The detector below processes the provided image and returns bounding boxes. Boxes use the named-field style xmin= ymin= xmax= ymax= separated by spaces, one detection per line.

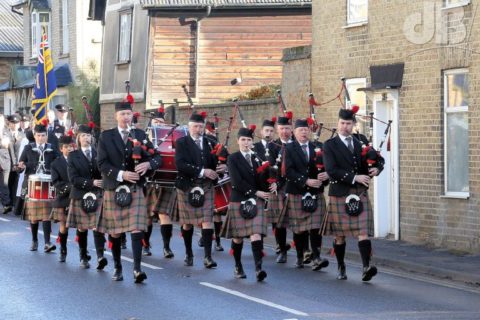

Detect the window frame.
xmin=31 ymin=10 xmax=51 ymax=58
xmin=347 ymin=0 xmax=368 ymax=26
xmin=62 ymin=0 xmax=69 ymax=54
xmin=345 ymin=77 xmax=368 ymax=137
xmin=444 ymin=0 xmax=471 ymax=9
xmin=443 ymin=68 xmax=469 ymax=198
xmin=117 ymin=9 xmax=133 ymax=63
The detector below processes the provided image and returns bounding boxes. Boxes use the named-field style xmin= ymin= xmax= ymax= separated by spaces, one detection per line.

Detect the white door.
xmin=372 ymin=90 xmax=399 ymax=240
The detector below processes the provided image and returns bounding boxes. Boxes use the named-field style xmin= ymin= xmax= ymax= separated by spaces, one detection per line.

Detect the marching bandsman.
xmin=67 ymin=123 xmax=107 ymax=270
xmin=97 ymin=102 xmax=161 ymax=283
xmin=0 ymin=115 xmax=16 ymax=214
xmin=175 ymin=113 xmax=223 ymax=268
xmin=46 ymin=109 xmax=64 ymax=152
xmin=323 ymin=108 xmax=384 ymax=281
xmin=50 ymin=134 xmax=75 ymax=262
xmin=144 ymin=107 xmax=177 ymax=258
xmin=285 ymin=119 xmax=329 ymax=270
xmin=18 ymin=122 xmax=59 ymax=252
xmin=223 ymin=126 xmax=274 ymax=281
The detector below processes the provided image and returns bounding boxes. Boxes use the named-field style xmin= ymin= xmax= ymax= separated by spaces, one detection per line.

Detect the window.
xmin=118 ymin=10 xmax=132 ymax=62
xmin=443 ymin=69 xmax=469 ymax=197
xmin=31 ymin=11 xmax=50 ymax=58
xmin=346 ymin=78 xmax=368 ymax=138
xmin=444 ymin=0 xmax=471 ymax=8
xmin=347 ymin=0 xmax=368 ymax=25
xmin=62 ymin=0 xmax=69 ymax=54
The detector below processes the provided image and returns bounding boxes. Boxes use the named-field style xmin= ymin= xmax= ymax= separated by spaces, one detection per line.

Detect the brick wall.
xmin=311 ymin=0 xmax=480 ymax=252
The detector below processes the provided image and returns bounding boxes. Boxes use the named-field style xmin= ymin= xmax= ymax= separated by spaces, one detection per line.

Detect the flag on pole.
xmin=32 ymin=32 xmax=57 ymax=125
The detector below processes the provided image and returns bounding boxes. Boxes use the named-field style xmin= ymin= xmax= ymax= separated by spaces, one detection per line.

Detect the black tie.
xmin=195 ymin=138 xmax=202 ymax=150
xmin=245 ymin=153 xmax=252 ymax=167
xmin=346 ymin=137 xmax=354 ymax=153
xmin=301 ymin=144 xmax=309 ymax=161
xmin=121 ymin=130 xmax=129 ymax=144
xmin=85 ymin=149 xmax=91 ymax=162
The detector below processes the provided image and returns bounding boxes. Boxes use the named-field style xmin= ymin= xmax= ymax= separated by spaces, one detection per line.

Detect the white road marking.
xmin=0 ymin=217 xmax=11 ymax=222
xmin=29 ymin=228 xmax=163 ymax=270
xmin=199 ymin=282 xmax=309 ymax=317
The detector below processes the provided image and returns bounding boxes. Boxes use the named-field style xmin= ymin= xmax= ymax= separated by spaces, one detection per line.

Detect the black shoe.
xmin=256 ymin=269 xmax=267 ymax=282
xmin=121 ymin=240 xmax=127 ymax=250
xmin=142 ymin=246 xmax=152 ymax=256
xmin=203 ymin=256 xmax=217 ymax=269
xmin=234 ymin=265 xmax=246 ymax=279
xmin=163 ymin=248 xmax=174 ymax=259
xmin=362 ymin=266 xmax=377 ymax=282
xmin=30 ymin=241 xmax=38 ymax=251
xmin=276 ymin=251 xmax=287 ymax=264
xmin=80 ymin=259 xmax=90 ymax=269
xmin=59 ymin=250 xmax=67 ymax=263
xmin=294 ymin=258 xmax=304 ymax=269
xmin=2 ymin=205 xmax=12 ymax=214
xmin=184 ymin=255 xmax=194 ymax=266
xmin=303 ymin=250 xmax=312 ymax=264
xmin=112 ymin=268 xmax=123 ymax=281
xmin=337 ymin=264 xmax=347 ymax=280
xmin=198 ymin=237 xmax=204 ymax=247
xmin=133 ymin=270 xmax=147 ymax=283
xmin=275 ymin=244 xmax=281 ymax=255
xmin=96 ymin=257 xmax=108 ymax=270
xmin=215 ymin=243 xmax=224 ymax=252
xmin=44 ymin=243 xmax=56 ymax=253
xmin=312 ymin=258 xmax=329 ymax=271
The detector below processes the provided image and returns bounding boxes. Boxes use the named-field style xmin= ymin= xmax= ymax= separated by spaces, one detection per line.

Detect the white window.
xmin=62 ymin=0 xmax=69 ymax=54
xmin=443 ymin=69 xmax=469 ymax=197
xmin=346 ymin=78 xmax=368 ymax=137
xmin=118 ymin=10 xmax=132 ymax=62
xmin=347 ymin=0 xmax=368 ymax=25
xmin=31 ymin=11 xmax=51 ymax=58
xmin=444 ymin=0 xmax=471 ymax=8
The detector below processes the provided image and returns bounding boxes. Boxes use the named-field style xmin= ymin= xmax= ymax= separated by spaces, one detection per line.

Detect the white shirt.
xmin=82 ymin=147 xmax=92 ymax=159
xmin=116 ymin=127 xmax=130 ymax=182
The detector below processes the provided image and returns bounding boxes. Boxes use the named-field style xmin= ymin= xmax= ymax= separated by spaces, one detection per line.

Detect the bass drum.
xmin=149 ymin=124 xmax=188 ymax=185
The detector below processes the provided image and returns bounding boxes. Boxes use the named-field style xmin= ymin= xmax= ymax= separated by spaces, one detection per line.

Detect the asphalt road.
xmin=1 ymin=215 xmax=479 ymax=320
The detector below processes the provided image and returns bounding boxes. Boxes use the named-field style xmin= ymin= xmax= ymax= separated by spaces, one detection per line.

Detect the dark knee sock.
xmin=334 ymin=241 xmax=346 ymax=266
xmin=30 ymin=223 xmax=39 ymax=242
xmin=309 ymin=229 xmax=321 ymax=259
xmin=181 ymin=226 xmax=193 ymax=256
xmin=275 ymin=227 xmax=287 ymax=251
xmin=93 ymin=231 xmax=106 ymax=258
xmin=358 ymin=239 xmax=372 ymax=268
xmin=214 ymin=221 xmax=222 ymax=245
xmin=144 ymin=224 xmax=153 ymax=248
xmin=161 ymin=224 xmax=173 ymax=249
xmin=251 ymin=240 xmax=264 ymax=271
xmin=131 ymin=232 xmax=144 ymax=272
xmin=202 ymin=228 xmax=214 ymax=258
xmin=42 ymin=221 xmax=52 ymax=244
xmin=78 ymin=230 xmax=88 ymax=259
xmin=293 ymin=232 xmax=306 ymax=259
xmin=231 ymin=241 xmax=243 ymax=267
xmin=109 ymin=235 xmax=122 ymax=269
xmin=59 ymin=230 xmax=68 ymax=252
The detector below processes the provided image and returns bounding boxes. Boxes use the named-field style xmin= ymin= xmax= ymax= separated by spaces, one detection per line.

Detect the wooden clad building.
xmin=98 ymin=0 xmax=311 ymax=128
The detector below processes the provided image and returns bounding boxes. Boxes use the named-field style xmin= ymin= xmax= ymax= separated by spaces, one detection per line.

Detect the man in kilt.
xmin=271 ymin=114 xmax=294 ymax=263
xmin=175 ymin=113 xmax=224 ymax=268
xmin=284 ymin=119 xmax=330 ymax=270
xmin=223 ymin=127 xmax=274 ymax=281
xmin=97 ymin=102 xmax=162 ymax=283
xmin=50 ymin=134 xmax=75 ymax=262
xmin=67 ymin=124 xmax=107 ymax=270
xmin=144 ymin=108 xmax=177 ymax=258
xmin=18 ymin=123 xmax=59 ymax=252
xmin=323 ymin=108 xmax=384 ymax=281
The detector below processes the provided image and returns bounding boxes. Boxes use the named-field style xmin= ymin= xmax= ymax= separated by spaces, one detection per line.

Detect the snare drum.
xmin=214 ymin=176 xmax=231 ymax=213
xmin=149 ymin=124 xmax=188 ymax=184
xmin=27 ymin=173 xmax=55 ymax=201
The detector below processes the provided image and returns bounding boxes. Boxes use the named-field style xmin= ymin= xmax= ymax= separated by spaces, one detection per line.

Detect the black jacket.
xmin=47 ymin=121 xmax=65 ymax=152
xmin=19 ymin=143 xmax=59 ymax=176
xmin=323 ymin=135 xmax=384 ymax=197
xmin=67 ymin=148 xmax=102 ymax=199
xmin=227 ymin=151 xmax=267 ymax=202
xmin=174 ymin=134 xmax=218 ymax=191
xmin=97 ymin=128 xmax=162 ymax=191
xmin=50 ymin=156 xmax=71 ymax=207
xmin=285 ymin=140 xmax=328 ymax=195
xmin=253 ymin=140 xmax=277 ymax=164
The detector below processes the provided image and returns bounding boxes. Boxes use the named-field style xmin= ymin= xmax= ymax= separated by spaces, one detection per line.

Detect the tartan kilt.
xmin=96 ymin=188 xmax=148 ymax=234
xmin=324 ymin=190 xmax=373 ymax=237
xmin=50 ymin=207 xmax=68 ymax=223
xmin=221 ymin=199 xmax=268 ymax=239
xmin=66 ymin=198 xmax=102 ymax=230
xmin=177 ymin=184 xmax=214 ymax=225
xmin=153 ymin=186 xmax=177 ymax=218
xmin=145 ymin=183 xmax=161 ymax=217
xmin=25 ymin=200 xmax=51 ymax=221
xmin=287 ymin=193 xmax=326 ymax=233
xmin=266 ymin=190 xmax=285 ymax=225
